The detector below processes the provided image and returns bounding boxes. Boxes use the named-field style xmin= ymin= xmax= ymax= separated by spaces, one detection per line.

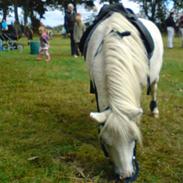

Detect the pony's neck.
xmin=103 ymin=13 xmax=148 ymax=117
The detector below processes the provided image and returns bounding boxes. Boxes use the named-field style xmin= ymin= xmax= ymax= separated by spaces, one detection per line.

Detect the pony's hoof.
xmin=153 ymin=113 xmax=159 ymax=118
xmin=151 ymin=107 xmax=159 ymax=118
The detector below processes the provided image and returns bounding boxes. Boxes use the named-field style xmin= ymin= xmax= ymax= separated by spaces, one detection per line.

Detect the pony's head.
xmin=90 ymin=108 xmax=142 ymax=180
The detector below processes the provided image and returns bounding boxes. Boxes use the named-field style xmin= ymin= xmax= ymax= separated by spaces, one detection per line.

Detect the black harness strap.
xmin=147 ymin=76 xmax=151 ymax=95
xmin=94 ymin=40 xmax=104 ymax=58
xmin=91 ymin=81 xmax=100 ymax=112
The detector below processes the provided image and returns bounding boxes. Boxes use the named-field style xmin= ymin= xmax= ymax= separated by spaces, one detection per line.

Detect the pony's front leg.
xmin=150 ymin=81 xmax=159 ymax=118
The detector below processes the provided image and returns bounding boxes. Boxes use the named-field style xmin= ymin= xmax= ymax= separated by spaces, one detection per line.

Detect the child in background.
xmin=37 ymin=26 xmax=51 ymax=62
xmin=73 ymin=13 xmax=86 ymax=57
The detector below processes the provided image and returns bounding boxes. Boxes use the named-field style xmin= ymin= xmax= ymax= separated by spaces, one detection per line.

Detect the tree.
xmin=14 ymin=1 xmax=19 ymax=24
xmin=173 ymin=0 xmax=183 ymax=9
xmin=0 ymin=0 xmax=11 ymax=20
xmin=21 ymin=0 xmax=30 ymax=25
xmin=130 ymin=0 xmax=183 ymax=22
xmin=130 ymin=0 xmax=168 ymax=22
xmin=12 ymin=0 xmax=22 ymax=24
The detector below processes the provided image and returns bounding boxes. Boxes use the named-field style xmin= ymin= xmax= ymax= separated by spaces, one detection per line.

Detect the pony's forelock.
xmin=100 ymin=111 xmax=142 ymax=145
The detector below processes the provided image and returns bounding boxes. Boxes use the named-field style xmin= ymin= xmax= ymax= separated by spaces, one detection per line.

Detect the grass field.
xmin=0 ymin=36 xmax=182 ymax=183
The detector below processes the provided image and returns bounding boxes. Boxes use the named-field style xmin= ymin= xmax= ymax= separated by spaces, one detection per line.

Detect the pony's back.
xmin=139 ymin=18 xmax=163 ymax=83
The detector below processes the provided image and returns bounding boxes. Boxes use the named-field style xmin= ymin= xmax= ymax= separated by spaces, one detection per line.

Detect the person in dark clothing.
xmin=178 ymin=15 xmax=183 ymax=47
xmin=64 ymin=3 xmax=77 ymax=57
xmin=165 ymin=12 xmax=176 ymax=48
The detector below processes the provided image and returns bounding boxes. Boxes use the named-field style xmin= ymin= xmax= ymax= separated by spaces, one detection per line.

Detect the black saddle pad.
xmin=79 ymin=3 xmax=154 ymax=59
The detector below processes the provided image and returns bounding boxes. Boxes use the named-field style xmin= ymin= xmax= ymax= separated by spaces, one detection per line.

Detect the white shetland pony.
xmin=85 ymin=12 xmax=163 ymax=181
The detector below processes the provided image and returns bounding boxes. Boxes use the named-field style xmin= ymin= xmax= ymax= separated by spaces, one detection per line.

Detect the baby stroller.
xmin=0 ymin=25 xmax=23 ymax=52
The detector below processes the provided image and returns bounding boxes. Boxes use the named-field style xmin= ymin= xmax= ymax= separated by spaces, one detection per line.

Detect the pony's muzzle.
xmin=115 ymin=174 xmax=127 ymax=183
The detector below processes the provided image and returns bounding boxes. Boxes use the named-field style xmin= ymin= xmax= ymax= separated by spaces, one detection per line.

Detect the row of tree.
xmin=131 ymin=0 xmax=182 ymax=23
xmin=0 ymin=0 xmax=182 ymax=28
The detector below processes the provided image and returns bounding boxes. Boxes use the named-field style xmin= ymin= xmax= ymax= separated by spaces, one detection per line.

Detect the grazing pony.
xmin=84 ymin=8 xmax=163 ymax=182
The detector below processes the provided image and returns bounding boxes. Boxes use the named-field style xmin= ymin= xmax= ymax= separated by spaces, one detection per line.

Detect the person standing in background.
xmin=73 ymin=13 xmax=86 ymax=57
xmin=64 ymin=3 xmax=77 ymax=57
xmin=178 ymin=15 xmax=183 ymax=47
xmin=165 ymin=12 xmax=176 ymax=48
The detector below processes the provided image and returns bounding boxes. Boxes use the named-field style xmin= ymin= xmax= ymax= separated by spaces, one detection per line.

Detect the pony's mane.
xmin=102 ymin=13 xmax=149 ymax=142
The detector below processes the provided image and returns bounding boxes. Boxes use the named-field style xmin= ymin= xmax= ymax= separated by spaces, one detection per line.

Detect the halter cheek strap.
xmin=115 ymin=142 xmax=139 ymax=183
xmin=124 ymin=143 xmax=140 ymax=183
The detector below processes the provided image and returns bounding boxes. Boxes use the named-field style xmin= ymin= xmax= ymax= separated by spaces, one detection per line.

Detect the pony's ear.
xmin=90 ymin=109 xmax=111 ymax=123
xmin=128 ymin=108 xmax=143 ymax=121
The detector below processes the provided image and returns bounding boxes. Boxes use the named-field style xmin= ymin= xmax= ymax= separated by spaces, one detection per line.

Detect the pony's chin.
xmin=115 ymin=169 xmax=133 ymax=180
xmin=115 ymin=174 xmax=132 ymax=183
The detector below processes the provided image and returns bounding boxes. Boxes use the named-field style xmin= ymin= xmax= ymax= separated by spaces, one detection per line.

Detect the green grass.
xmin=0 ymin=36 xmax=182 ymax=183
